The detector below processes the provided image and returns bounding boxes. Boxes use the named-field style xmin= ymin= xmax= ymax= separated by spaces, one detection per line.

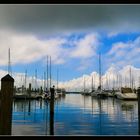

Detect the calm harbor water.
xmin=11 ymin=94 xmax=139 ymax=136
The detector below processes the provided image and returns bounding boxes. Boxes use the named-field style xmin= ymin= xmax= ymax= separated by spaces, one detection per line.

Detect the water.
xmin=11 ymin=94 xmax=139 ymax=136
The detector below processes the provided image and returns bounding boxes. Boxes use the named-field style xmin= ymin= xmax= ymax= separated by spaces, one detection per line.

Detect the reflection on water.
xmin=12 ymin=94 xmax=138 ymax=135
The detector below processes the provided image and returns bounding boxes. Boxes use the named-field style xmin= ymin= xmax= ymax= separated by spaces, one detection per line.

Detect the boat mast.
xmin=83 ymin=76 xmax=85 ymax=92
xmin=24 ymin=69 xmax=27 ymax=92
xmin=91 ymin=75 xmax=93 ymax=91
xmin=8 ymin=48 xmax=12 ymax=76
xmin=124 ymin=75 xmax=127 ymax=87
xmin=31 ymin=76 xmax=34 ymax=90
xmin=35 ymin=69 xmax=37 ymax=92
xmin=94 ymin=74 xmax=95 ymax=89
xmin=108 ymin=75 xmax=110 ymax=90
xmin=46 ymin=55 xmax=49 ymax=90
xmin=129 ymin=67 xmax=132 ymax=88
xmin=132 ymin=73 xmax=134 ymax=89
xmin=57 ymin=67 xmax=59 ymax=90
xmin=44 ymin=71 xmax=46 ymax=92
xmin=99 ymin=53 xmax=101 ymax=90
xmin=106 ymin=75 xmax=109 ymax=90
xmin=50 ymin=56 xmax=52 ymax=88
xmin=120 ymin=74 xmax=122 ymax=88
xmin=113 ymin=75 xmax=115 ymax=90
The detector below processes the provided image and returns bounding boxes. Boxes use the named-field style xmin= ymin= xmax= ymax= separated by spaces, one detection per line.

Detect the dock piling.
xmin=137 ymin=87 xmax=140 ymax=135
xmin=0 ymin=74 xmax=14 ymax=135
xmin=49 ymin=86 xmax=55 ymax=135
xmin=28 ymin=83 xmax=31 ymax=98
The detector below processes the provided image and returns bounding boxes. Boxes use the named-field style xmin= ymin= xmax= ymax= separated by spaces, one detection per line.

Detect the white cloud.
xmin=0 ymin=31 xmax=100 ymax=68
xmin=58 ymin=65 xmax=140 ymax=91
xmin=107 ymin=42 xmax=128 ymax=56
xmin=107 ymin=31 xmax=120 ymax=38
xmin=105 ymin=36 xmax=140 ymax=68
xmin=70 ymin=33 xmax=99 ymax=58
xmin=1 ymin=65 xmax=140 ymax=91
xmin=76 ymin=59 xmax=93 ymax=71
xmin=0 ymin=30 xmax=67 ymax=66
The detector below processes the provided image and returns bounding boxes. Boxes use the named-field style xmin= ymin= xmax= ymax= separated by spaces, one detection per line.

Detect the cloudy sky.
xmin=1 ymin=4 xmax=140 ymax=90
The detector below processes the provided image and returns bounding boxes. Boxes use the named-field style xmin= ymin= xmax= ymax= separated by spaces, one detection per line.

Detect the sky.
xmin=1 ymin=4 xmax=140 ymax=91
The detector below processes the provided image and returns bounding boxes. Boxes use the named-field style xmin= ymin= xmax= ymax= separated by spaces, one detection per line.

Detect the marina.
xmin=11 ymin=94 xmax=139 ymax=135
xmin=1 ymin=4 xmax=140 ymax=136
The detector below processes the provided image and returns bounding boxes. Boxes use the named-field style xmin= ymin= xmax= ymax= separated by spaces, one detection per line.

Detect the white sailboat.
xmin=42 ymin=56 xmax=59 ymax=100
xmin=114 ymin=67 xmax=137 ymax=100
xmin=87 ymin=75 xmax=95 ymax=95
xmin=55 ymin=67 xmax=65 ymax=97
xmin=115 ymin=87 xmax=137 ymax=100
xmin=91 ymin=53 xmax=108 ymax=98
xmin=81 ymin=76 xmax=91 ymax=95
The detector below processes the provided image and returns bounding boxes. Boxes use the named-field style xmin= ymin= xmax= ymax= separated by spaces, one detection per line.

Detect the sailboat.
xmin=81 ymin=76 xmax=91 ymax=95
xmin=114 ymin=67 xmax=137 ymax=100
xmin=55 ymin=67 xmax=64 ymax=97
xmin=14 ymin=70 xmax=28 ymax=99
xmin=42 ymin=56 xmax=59 ymax=100
xmin=86 ymin=75 xmax=95 ymax=95
xmin=115 ymin=87 xmax=137 ymax=100
xmin=42 ymin=56 xmax=51 ymax=100
xmin=91 ymin=53 xmax=108 ymax=98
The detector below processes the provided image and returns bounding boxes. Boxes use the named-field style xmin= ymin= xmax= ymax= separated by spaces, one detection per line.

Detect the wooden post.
xmin=27 ymin=83 xmax=31 ymax=115
xmin=49 ymin=86 xmax=55 ymax=135
xmin=0 ymin=74 xmax=14 ymax=135
xmin=50 ymin=108 xmax=54 ymax=135
xmin=28 ymin=83 xmax=31 ymax=98
xmin=137 ymin=87 xmax=140 ymax=135
xmin=50 ymin=86 xmax=55 ymax=114
xmin=40 ymin=86 xmax=43 ymax=95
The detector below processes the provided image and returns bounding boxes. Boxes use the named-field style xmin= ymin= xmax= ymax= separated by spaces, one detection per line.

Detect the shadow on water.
xmin=28 ymin=99 xmax=31 ymax=116
xmin=97 ymin=98 xmax=102 ymax=135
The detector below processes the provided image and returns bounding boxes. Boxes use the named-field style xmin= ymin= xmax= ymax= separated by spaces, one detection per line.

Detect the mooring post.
xmin=0 ymin=74 xmax=14 ymax=135
xmin=50 ymin=86 xmax=55 ymax=113
xmin=28 ymin=83 xmax=31 ymax=98
xmin=27 ymin=83 xmax=31 ymax=116
xmin=40 ymin=86 xmax=43 ymax=95
xmin=137 ymin=87 xmax=140 ymax=135
xmin=49 ymin=86 xmax=55 ymax=135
